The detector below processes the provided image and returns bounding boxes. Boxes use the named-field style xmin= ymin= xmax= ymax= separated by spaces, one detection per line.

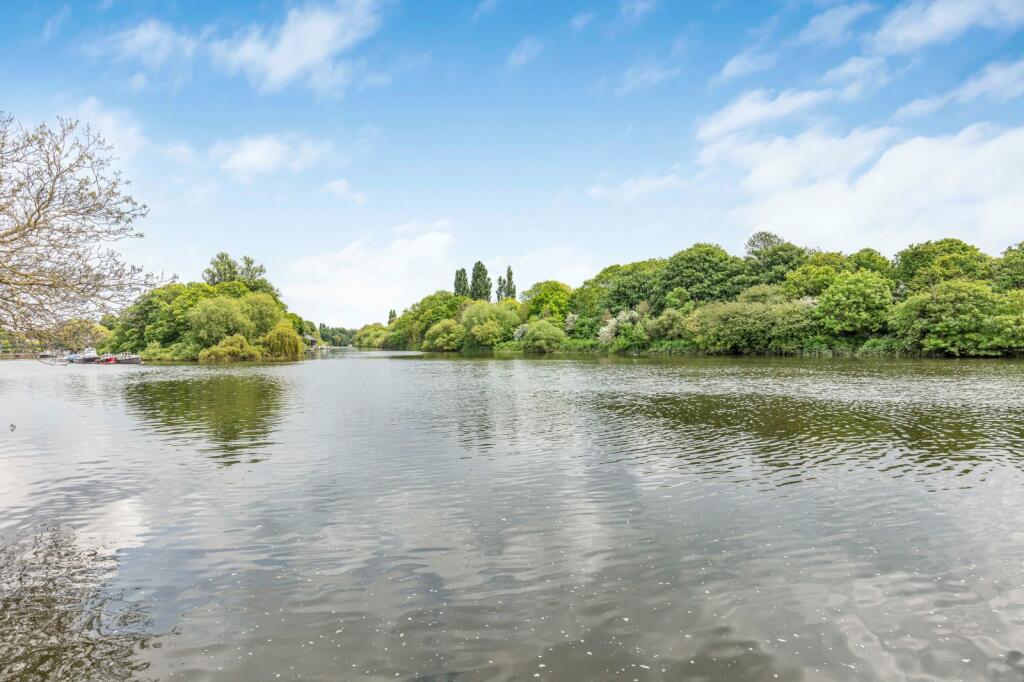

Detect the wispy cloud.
xmin=42 ymin=4 xmax=71 ymax=43
xmin=323 ymin=178 xmax=368 ymax=204
xmin=795 ymin=2 xmax=877 ymax=46
xmin=619 ymin=0 xmax=658 ymax=23
xmin=507 ymin=37 xmax=543 ymax=68
xmin=895 ymin=56 xmax=1024 ymax=118
xmin=211 ymin=134 xmax=329 ymax=181
xmin=472 ymin=0 xmax=501 ymax=21
xmin=210 ymin=0 xmax=384 ymax=96
xmin=871 ymin=0 xmax=1024 ymax=54
xmin=75 ymin=97 xmax=147 ymax=159
xmin=823 ymin=55 xmax=890 ymax=98
xmin=589 ymin=170 xmax=686 ymax=202
xmin=616 ymin=61 xmax=681 ymax=95
xmin=698 ymin=88 xmax=833 ymax=141
xmin=570 ymin=10 xmax=596 ymax=34
xmin=105 ymin=18 xmax=198 ymax=68
xmin=713 ymin=48 xmax=776 ymax=85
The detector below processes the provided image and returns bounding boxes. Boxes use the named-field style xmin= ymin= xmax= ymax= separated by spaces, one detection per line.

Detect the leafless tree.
xmin=0 ymin=113 xmax=156 ymax=339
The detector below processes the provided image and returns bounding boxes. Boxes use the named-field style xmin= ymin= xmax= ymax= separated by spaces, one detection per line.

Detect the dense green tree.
xmin=352 ymin=323 xmax=389 ymax=348
xmin=453 ymin=268 xmax=470 ymax=297
xmin=388 ymin=309 xmax=397 ymax=324
xmin=742 ymin=233 xmax=808 ymax=286
xmin=521 ymin=319 xmax=565 ymax=353
xmin=784 ymin=263 xmax=841 ymax=298
xmin=894 ymin=239 xmax=991 ymax=292
xmin=188 ymin=297 xmax=255 ymax=348
xmin=521 ymin=281 xmax=573 ymax=322
xmin=202 ymin=252 xmax=240 ymax=285
xmin=461 ymin=301 xmax=519 ymax=347
xmin=385 ymin=291 xmax=469 ymax=350
xmin=470 ymin=261 xmax=492 ymax=301
xmin=495 ymin=276 xmax=506 ymax=301
xmin=240 ymin=292 xmax=283 ymax=338
xmin=262 ymin=320 xmax=304 ymax=360
xmin=818 ymin=270 xmax=893 ymax=336
xmin=655 ymin=244 xmax=745 ymax=307
xmin=993 ymin=242 xmax=1024 ymax=291
xmin=891 ymin=279 xmax=1001 ymax=356
xmin=847 ymin=248 xmax=894 ymax=279
xmin=422 ymin=319 xmax=465 ymax=351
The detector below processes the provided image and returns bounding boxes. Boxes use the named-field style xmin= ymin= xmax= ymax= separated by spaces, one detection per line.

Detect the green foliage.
xmin=783 ymin=263 xmax=841 ymax=298
xmin=422 ymin=319 xmax=465 ymax=351
xmin=817 ymin=270 xmax=893 ymax=336
xmin=453 ymin=268 xmax=470 ymax=297
xmin=993 ymin=242 xmax=1024 ymax=291
xmin=262 ymin=320 xmax=304 ymax=360
xmin=736 ymin=284 xmax=788 ymax=304
xmin=847 ymin=248 xmax=894 ymax=279
xmin=742 ymin=234 xmax=808 ymax=286
xmin=386 ymin=290 xmax=469 ymax=350
xmin=687 ymin=300 xmax=822 ymax=355
xmin=470 ymin=261 xmax=492 ymax=301
xmin=521 ymin=319 xmax=566 ymax=353
xmin=240 ymin=292 xmax=283 ymax=338
xmin=521 ymin=280 xmax=573 ymax=322
xmin=504 ymin=266 xmax=516 ymax=300
xmin=894 ymin=239 xmax=991 ymax=292
xmin=568 ymin=260 xmax=665 ymax=318
xmin=352 ymin=323 xmax=389 ymax=348
xmin=198 ymin=334 xmax=262 ymax=363
xmin=461 ymin=301 xmax=519 ymax=347
xmin=187 ymin=297 xmax=255 ymax=348
xmin=891 ymin=279 xmax=1001 ymax=356
xmin=202 ymin=252 xmax=239 ymax=285
xmin=655 ymin=243 xmax=744 ymax=307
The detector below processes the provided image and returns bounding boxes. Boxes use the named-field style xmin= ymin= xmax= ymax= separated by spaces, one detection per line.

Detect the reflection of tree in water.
xmin=0 ymin=525 xmax=154 ymax=681
xmin=123 ymin=373 xmax=284 ymax=465
xmin=593 ymin=390 xmax=1022 ymax=482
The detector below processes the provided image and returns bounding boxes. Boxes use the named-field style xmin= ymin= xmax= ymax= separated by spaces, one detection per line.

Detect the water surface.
xmin=2 ymin=353 xmax=1024 ymax=680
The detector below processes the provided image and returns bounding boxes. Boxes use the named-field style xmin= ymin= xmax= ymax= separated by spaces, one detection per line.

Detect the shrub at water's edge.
xmin=350 ymin=235 xmax=1024 ymax=358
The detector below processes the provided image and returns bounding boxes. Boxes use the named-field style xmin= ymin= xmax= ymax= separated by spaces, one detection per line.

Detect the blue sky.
xmin=4 ymin=0 xmax=1024 ymax=325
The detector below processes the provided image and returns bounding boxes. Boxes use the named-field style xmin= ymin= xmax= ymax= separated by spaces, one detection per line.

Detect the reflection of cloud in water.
xmin=122 ymin=371 xmax=285 ymax=465
xmin=0 ymin=525 xmax=154 ymax=680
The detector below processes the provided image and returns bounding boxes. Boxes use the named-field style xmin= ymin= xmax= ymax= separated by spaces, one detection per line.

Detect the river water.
xmin=2 ymin=353 xmax=1024 ymax=681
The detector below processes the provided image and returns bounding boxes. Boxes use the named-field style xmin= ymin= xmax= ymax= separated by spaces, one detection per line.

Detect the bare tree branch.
xmin=0 ymin=113 xmax=157 ymax=337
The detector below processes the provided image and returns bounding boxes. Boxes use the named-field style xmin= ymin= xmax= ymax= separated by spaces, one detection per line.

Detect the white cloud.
xmin=211 ymin=0 xmax=384 ymax=95
xmin=713 ymin=49 xmax=777 ymax=84
xmin=795 ymin=2 xmax=877 ymax=46
xmin=42 ymin=4 xmax=71 ymax=42
xmin=323 ymin=178 xmax=367 ymax=204
xmin=75 ymin=97 xmax=146 ymax=159
xmin=701 ymin=126 xmax=898 ymax=195
xmin=106 ymin=19 xmax=197 ymax=69
xmin=473 ymin=0 xmax=501 ymax=20
xmin=282 ymin=228 xmax=456 ymax=326
xmin=872 ymin=0 xmax=1024 ymax=54
xmin=589 ymin=171 xmax=686 ymax=202
xmin=162 ymin=141 xmax=198 ymax=165
xmin=823 ymin=55 xmax=890 ymax=98
xmin=211 ymin=134 xmax=328 ymax=181
xmin=714 ymin=123 xmax=1024 ymax=255
xmin=698 ymin=88 xmax=834 ymax=141
xmin=620 ymin=0 xmax=657 ymax=23
xmin=895 ymin=56 xmax=1024 ymax=118
xmin=617 ymin=61 xmax=681 ymax=95
xmin=570 ymin=11 xmax=595 ymax=33
xmin=507 ymin=37 xmax=543 ymax=68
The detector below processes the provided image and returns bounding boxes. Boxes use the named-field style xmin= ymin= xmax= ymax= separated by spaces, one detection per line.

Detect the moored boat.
xmin=116 ymin=354 xmax=142 ymax=364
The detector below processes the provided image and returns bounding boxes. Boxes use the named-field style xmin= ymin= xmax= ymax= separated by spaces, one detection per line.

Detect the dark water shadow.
xmin=0 ymin=525 xmax=157 ymax=681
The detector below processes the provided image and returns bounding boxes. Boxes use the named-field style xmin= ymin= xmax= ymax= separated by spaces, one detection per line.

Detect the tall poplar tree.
xmin=470 ymin=261 xmax=492 ymax=301
xmin=505 ymin=266 xmax=516 ymax=300
xmin=453 ymin=268 xmax=469 ymax=297
xmin=495 ymin=276 xmax=506 ymax=301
